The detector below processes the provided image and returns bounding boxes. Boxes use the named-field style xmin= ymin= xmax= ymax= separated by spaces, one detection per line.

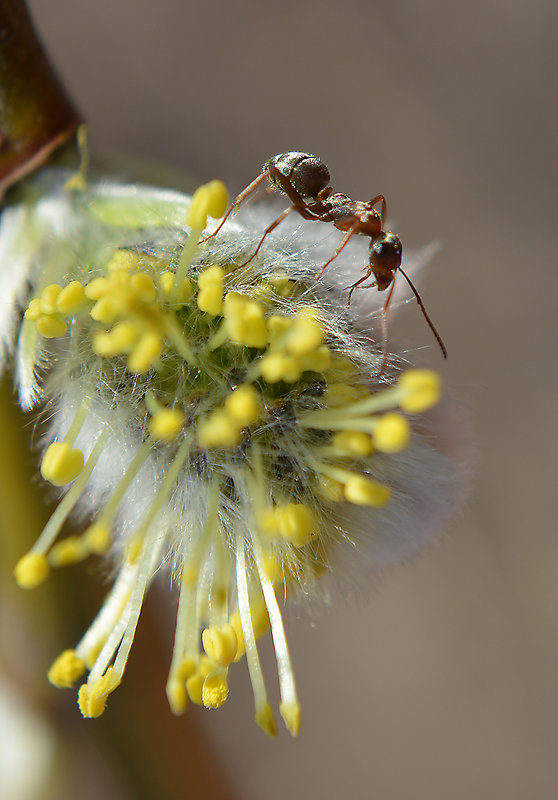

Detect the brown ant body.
xmin=202 ymin=152 xmax=447 ymax=360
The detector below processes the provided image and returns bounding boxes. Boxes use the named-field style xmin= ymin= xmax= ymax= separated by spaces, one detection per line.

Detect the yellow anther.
xmin=202 ymin=624 xmax=238 ymax=667
xmin=93 ymin=321 xmax=139 ymax=356
xmin=286 ymin=308 xmax=324 ymax=356
xmin=14 ymin=552 xmax=49 ymax=589
xmin=260 ymin=353 xmax=301 ymax=383
xmin=107 ymin=250 xmax=139 ymax=272
xmin=160 ymin=271 xmax=193 ymax=302
xmin=316 ymin=475 xmax=344 ymax=501
xmin=126 ymin=536 xmax=143 ymax=565
xmin=326 ymin=383 xmax=369 ymax=407
xmin=251 ymin=596 xmax=270 ymax=640
xmin=300 ymin=344 xmax=331 ymax=373
xmin=49 ymin=536 xmax=88 ymax=567
xmin=268 ymin=272 xmax=295 ymax=297
xmin=130 ymin=272 xmax=157 ymax=303
xmin=373 ymin=412 xmax=410 ymax=453
xmin=90 ymin=296 xmax=120 ymax=324
xmin=197 ymin=410 xmax=241 ymax=449
xmin=277 ymin=503 xmax=317 ymax=547
xmin=197 ymin=283 xmax=223 ymax=316
xmin=266 ymin=314 xmax=292 ymax=344
xmin=185 ymin=672 xmax=204 ymax=705
xmin=228 ymin=613 xmax=246 ymax=661
xmin=56 ymin=281 xmax=86 ymax=314
xmin=78 ymin=668 xmax=120 ymax=718
xmin=149 ymin=408 xmax=185 ymax=442
xmin=343 ymin=475 xmax=391 ymax=507
xmin=224 ymin=385 xmax=260 ymax=426
xmin=224 ymin=295 xmax=268 ymax=347
xmin=84 ymin=522 xmax=112 ymax=554
xmin=41 ymin=442 xmax=84 ymax=486
xmin=202 ymin=672 xmax=229 ymax=709
xmin=260 ymin=551 xmax=284 ymax=584
xmin=280 ymin=700 xmax=301 ymax=737
xmin=186 ymin=181 xmax=228 ymax=230
xmin=85 ymin=277 xmax=111 ymax=301
xmin=197 ymin=266 xmax=224 ymax=315
xmin=255 ymin=703 xmax=277 ymax=737
xmin=204 ymin=180 xmax=229 ymax=218
xmin=36 ymin=315 xmax=67 ymax=338
xmin=333 ymin=430 xmax=374 ymax=457
xmin=398 ymin=369 xmax=441 ymax=413
xmin=39 ymin=284 xmax=62 ymax=314
xmin=199 ymin=655 xmax=215 ymax=678
xmin=48 ymin=650 xmax=86 ymax=688
xmin=259 ymin=503 xmax=316 ymax=547
xmin=167 ymin=679 xmax=189 ymax=715
xmin=127 ymin=331 xmax=163 ymax=373
xmin=24 ymin=298 xmax=42 ymax=321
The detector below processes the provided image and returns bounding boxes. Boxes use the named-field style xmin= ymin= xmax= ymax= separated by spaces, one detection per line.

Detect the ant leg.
xmin=314 ymin=221 xmax=361 ymax=280
xmin=366 ymin=194 xmax=387 ymax=226
xmin=378 ymin=278 xmax=397 ymax=376
xmin=398 ymin=268 xmax=447 ymax=358
xmin=345 ymin=272 xmax=373 ymax=305
xmin=232 ymin=206 xmax=294 ymax=270
xmin=199 ymin=171 xmax=270 ymax=243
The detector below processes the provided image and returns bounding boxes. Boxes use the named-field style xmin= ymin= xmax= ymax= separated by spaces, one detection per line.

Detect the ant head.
xmin=264 ymin=152 xmax=331 ymax=200
xmin=369 ymin=233 xmax=403 ymax=290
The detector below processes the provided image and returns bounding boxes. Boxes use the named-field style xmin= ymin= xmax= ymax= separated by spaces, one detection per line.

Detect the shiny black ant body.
xmin=202 ymin=152 xmax=446 ymax=360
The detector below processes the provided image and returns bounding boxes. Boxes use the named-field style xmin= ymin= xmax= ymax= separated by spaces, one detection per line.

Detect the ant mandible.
xmin=202 ymin=151 xmax=447 ymax=361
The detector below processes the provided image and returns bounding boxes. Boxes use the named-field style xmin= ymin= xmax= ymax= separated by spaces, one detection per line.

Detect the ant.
xmin=202 ymin=152 xmax=447 ymax=362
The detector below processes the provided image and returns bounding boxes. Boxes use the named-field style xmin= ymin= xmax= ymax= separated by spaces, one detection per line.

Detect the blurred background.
xmin=2 ymin=0 xmax=557 ymax=797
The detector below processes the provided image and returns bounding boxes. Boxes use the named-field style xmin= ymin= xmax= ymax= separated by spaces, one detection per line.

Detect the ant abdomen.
xmin=263 ymin=152 xmax=330 ymax=200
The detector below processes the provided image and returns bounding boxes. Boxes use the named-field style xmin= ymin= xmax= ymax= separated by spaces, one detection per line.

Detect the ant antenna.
xmin=398 ymin=268 xmax=447 ymax=358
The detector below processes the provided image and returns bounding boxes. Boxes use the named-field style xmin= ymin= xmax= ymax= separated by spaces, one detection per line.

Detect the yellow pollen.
xmin=286 ymin=308 xmax=324 ymax=356
xmin=186 ymin=180 xmax=228 ymax=230
xmin=130 ymin=272 xmax=157 ymax=303
xmin=197 ymin=409 xmax=242 ymax=449
xmin=149 ymin=408 xmax=185 ymax=442
xmin=84 ymin=522 xmax=112 ymax=554
xmin=107 ymin=250 xmax=139 ymax=272
xmin=36 ymin=315 xmax=67 ymax=338
xmin=40 ymin=442 xmax=84 ymax=486
xmin=398 ymin=369 xmax=441 ymax=413
xmin=48 ymin=650 xmax=86 ymax=688
xmin=260 ymin=353 xmax=301 ymax=384
xmin=259 ymin=503 xmax=317 ymax=547
xmin=93 ymin=321 xmax=139 ymax=356
xmin=343 ymin=475 xmax=391 ymax=507
xmin=224 ymin=385 xmax=261 ymax=426
xmin=202 ymin=672 xmax=229 ymax=709
xmin=316 ymin=475 xmax=344 ymax=501
xmin=167 ymin=679 xmax=189 ymax=715
xmin=202 ymin=623 xmax=238 ymax=667
xmin=185 ymin=672 xmax=204 ymax=705
xmin=14 ymin=552 xmax=49 ymax=589
xmin=78 ymin=668 xmax=120 ymax=718
xmin=224 ymin=295 xmax=268 ymax=348
xmin=266 ymin=314 xmax=292 ymax=344
xmin=197 ymin=266 xmax=224 ymax=315
xmin=373 ymin=412 xmax=410 ymax=453
xmin=299 ymin=344 xmax=331 ymax=373
xmin=127 ymin=331 xmax=163 ymax=373
xmin=85 ymin=277 xmax=111 ymax=301
xmin=39 ymin=284 xmax=62 ymax=314
xmin=56 ymin=281 xmax=86 ymax=314
xmin=49 ymin=536 xmax=89 ymax=567
xmin=24 ymin=298 xmax=42 ymax=321
xmin=228 ymin=613 xmax=246 ymax=661
xmin=90 ymin=295 xmax=120 ymax=324
xmin=326 ymin=383 xmax=369 ymax=406
xmin=332 ymin=430 xmax=374 ymax=457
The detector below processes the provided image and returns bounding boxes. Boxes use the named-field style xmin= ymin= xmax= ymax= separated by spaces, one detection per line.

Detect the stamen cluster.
xmin=6 ymin=171 xmax=454 ymax=736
